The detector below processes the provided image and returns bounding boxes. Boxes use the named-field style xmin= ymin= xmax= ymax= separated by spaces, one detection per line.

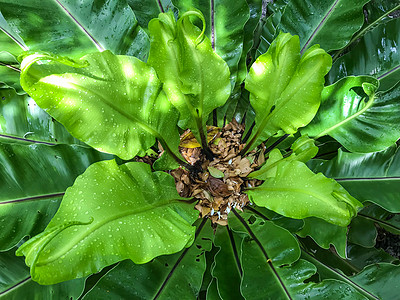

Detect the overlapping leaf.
xmin=249 ymin=135 xmax=318 ymax=179
xmin=303 ymin=76 xmax=400 ymax=153
xmin=148 ymin=10 xmax=231 ymax=147
xmin=127 ymin=0 xmax=177 ymax=30
xmin=83 ymin=219 xmax=213 ymax=299
xmin=0 ymin=143 xmax=111 ymax=251
xmin=278 ymin=0 xmax=371 ymax=53
xmin=0 ymin=88 xmax=81 ymax=145
xmin=16 ymin=160 xmax=198 ymax=284
xmin=244 ymin=32 xmax=331 ymax=152
xmin=308 ymin=144 xmax=400 ymax=212
xmin=0 ymin=248 xmax=85 ymax=299
xmin=172 ymin=0 xmax=250 ymax=88
xmin=0 ymin=0 xmax=149 ymax=59
xmin=246 ymin=160 xmax=362 ymax=226
xmin=297 ymin=217 xmax=348 ymax=258
xmin=0 ymin=53 xmax=22 ymax=94
xmin=20 ymin=51 xmax=182 ymax=161
xmin=329 ymin=18 xmax=400 ymax=91
xmin=350 ymin=263 xmax=400 ymax=299
xmin=304 ymin=248 xmax=400 ymax=300
xmin=212 ymin=225 xmax=244 ymax=299
xmin=229 ymin=212 xmax=364 ymax=299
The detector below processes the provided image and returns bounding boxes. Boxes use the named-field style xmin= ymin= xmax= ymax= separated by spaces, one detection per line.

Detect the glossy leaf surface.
xmin=279 ymin=0 xmax=371 ymax=53
xmin=0 ymin=143 xmax=111 ymax=251
xmin=348 ymin=216 xmax=377 ymax=248
xmin=308 ymin=145 xmax=400 ymax=212
xmin=297 ymin=217 xmax=347 ymax=258
xmin=303 ymin=76 xmax=400 ymax=153
xmin=16 ymin=160 xmax=198 ymax=284
xmin=172 ymin=0 xmax=250 ymax=87
xmin=246 ymin=160 xmax=362 ymax=226
xmin=0 ymin=0 xmax=149 ymax=60
xmin=148 ymin=11 xmax=230 ymax=144
xmin=244 ymin=32 xmax=331 ymax=151
xmin=0 ymin=88 xmax=80 ymax=145
xmin=0 ymin=12 xmax=24 ymax=92
xmin=236 ymin=0 xmax=262 ymax=84
xmin=83 ymin=219 xmax=213 ymax=299
xmin=212 ymin=225 xmax=244 ymax=299
xmin=350 ymin=263 xmax=400 ymax=300
xmin=20 ymin=51 xmax=181 ymax=161
xmin=127 ymin=0 xmax=177 ymax=30
xmin=347 ymin=243 xmax=398 ymax=271
xmin=0 ymin=52 xmax=22 ymax=93
xmin=329 ymin=18 xmax=400 ymax=91
xmin=229 ymin=212 xmax=364 ymax=299
xmin=229 ymin=212 xmax=300 ymax=299
xmin=0 ymin=248 xmax=85 ymax=299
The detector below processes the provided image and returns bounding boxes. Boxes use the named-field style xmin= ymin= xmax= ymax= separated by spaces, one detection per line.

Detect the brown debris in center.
xmin=171 ymin=120 xmax=263 ymax=226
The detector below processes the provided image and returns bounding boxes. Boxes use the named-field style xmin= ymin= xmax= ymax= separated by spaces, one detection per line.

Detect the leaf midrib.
xmin=0 ymin=133 xmax=57 ymax=146
xmin=36 ymin=198 xmax=186 ymax=265
xmin=301 ymin=249 xmax=379 ymax=300
xmin=300 ymin=0 xmax=340 ymax=54
xmin=250 ymin=60 xmax=323 ymax=147
xmin=314 ymin=93 xmax=375 ymax=139
xmin=0 ymin=192 xmax=65 ymax=205
xmin=0 ymin=276 xmax=31 ymax=297
xmin=232 ymin=209 xmax=292 ymax=300
xmin=335 ymin=176 xmax=400 ymax=182
xmin=66 ymin=81 xmax=162 ymax=139
xmin=52 ymin=0 xmax=104 ymax=51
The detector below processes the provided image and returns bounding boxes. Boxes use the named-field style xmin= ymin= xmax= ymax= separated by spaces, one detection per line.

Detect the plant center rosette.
xmin=156 ymin=120 xmax=262 ymax=226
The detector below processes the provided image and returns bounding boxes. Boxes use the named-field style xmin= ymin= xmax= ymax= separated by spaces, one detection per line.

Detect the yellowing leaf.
xmin=180 ymin=126 xmax=220 ymax=148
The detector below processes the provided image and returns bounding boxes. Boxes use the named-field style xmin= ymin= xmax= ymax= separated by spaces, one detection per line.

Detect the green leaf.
xmin=357 ymin=205 xmax=400 ymax=235
xmin=350 ymin=263 xmax=400 ymax=300
xmin=236 ymin=0 xmax=262 ymax=84
xmin=0 ymin=12 xmax=26 ymax=94
xmin=363 ymin=1 xmax=400 ymax=27
xmin=303 ymin=76 xmax=400 ymax=153
xmin=244 ymin=32 xmax=331 ymax=152
xmin=329 ymin=18 xmax=400 ymax=92
xmin=0 ymin=88 xmax=82 ymax=145
xmin=0 ymin=143 xmax=111 ymax=251
xmin=19 ymin=51 xmax=182 ymax=162
xmin=279 ymin=0 xmax=371 ymax=53
xmin=172 ymin=0 xmax=250 ymax=88
xmin=127 ymin=0 xmax=178 ymax=30
xmin=0 ymin=248 xmax=85 ymax=299
xmin=147 ymin=11 xmax=231 ymax=147
xmin=229 ymin=211 xmax=364 ymax=299
xmin=249 ymin=135 xmax=318 ymax=179
xmin=301 ymin=249 xmax=383 ymax=299
xmin=0 ymin=0 xmax=149 ymax=59
xmin=207 ymin=166 xmax=224 ymax=179
xmin=347 ymin=243 xmax=398 ymax=271
xmin=254 ymin=8 xmax=284 ymax=57
xmin=228 ymin=211 xmax=300 ymax=299
xmin=348 ymin=216 xmax=377 ymax=248
xmin=212 ymin=225 xmax=244 ymax=300
xmin=308 ymin=145 xmax=400 ymax=212
xmin=83 ymin=219 xmax=213 ymax=299
xmin=278 ymin=260 xmax=365 ymax=300
xmin=0 ymin=52 xmax=23 ymax=94
xmin=16 ymin=160 xmax=198 ymax=284
xmin=297 ymin=217 xmax=348 ymax=258
xmin=246 ymin=160 xmax=362 ymax=226
xmin=246 ymin=206 xmax=305 ymax=233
